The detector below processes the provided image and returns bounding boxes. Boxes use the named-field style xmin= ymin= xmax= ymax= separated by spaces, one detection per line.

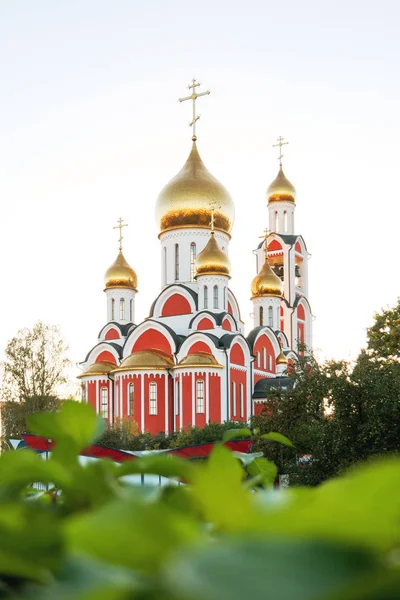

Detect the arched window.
xmin=129 ymin=299 xmax=133 ymax=322
xmin=263 ymin=347 xmax=267 ymax=369
xmin=275 ymin=211 xmax=279 ymax=231
xmin=190 ymin=242 xmax=197 ymax=281
xmin=149 ymin=382 xmax=157 ymax=415
xmin=239 ymin=383 xmax=244 ymax=418
xmin=111 ymin=298 xmax=115 ymax=320
xmin=81 ymin=384 xmax=86 ymax=403
xmin=223 ymin=287 xmax=227 ymax=310
xmin=268 ymin=355 xmax=272 ymax=371
xmin=175 ymin=380 xmax=180 ymax=415
xmin=174 ymin=244 xmax=179 ymax=281
xmin=204 ymin=286 xmax=208 ymax=309
xmin=284 ymin=210 xmax=288 ymax=232
xmin=163 ymin=247 xmax=167 ymax=285
xmin=268 ymin=305 xmax=273 ymax=327
xmin=120 ymin=298 xmax=125 ymax=320
xmin=213 ymin=285 xmax=219 ymax=309
xmin=101 ymin=387 xmax=108 ymax=419
xmin=128 ymin=383 xmax=134 ymax=416
xmin=196 ymin=379 xmax=204 ymax=413
xmin=259 ymin=306 xmax=264 ymax=326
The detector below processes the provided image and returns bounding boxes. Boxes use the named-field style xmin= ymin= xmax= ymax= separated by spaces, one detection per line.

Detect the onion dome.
xmin=112 ymin=349 xmax=174 ymax=372
xmin=155 ymin=142 xmax=235 ymax=235
xmin=276 ymin=348 xmax=288 ymax=365
xmin=195 ymin=231 xmax=231 ymax=278
xmin=251 ymin=257 xmax=282 ymax=298
xmin=77 ymin=361 xmax=116 ymax=379
xmin=176 ymin=352 xmax=222 ymax=369
xmin=267 ymin=167 xmax=296 ymax=204
xmin=104 ymin=250 xmax=137 ymax=290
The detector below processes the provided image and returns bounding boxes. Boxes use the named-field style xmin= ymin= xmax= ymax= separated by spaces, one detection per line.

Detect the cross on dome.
xmin=113 ymin=217 xmax=128 ymax=251
xmin=179 ymin=78 xmax=211 ymax=141
xmin=273 ymin=136 xmax=289 ymax=168
xmin=209 ymin=200 xmax=222 ymax=232
xmin=259 ymin=228 xmax=271 ymax=256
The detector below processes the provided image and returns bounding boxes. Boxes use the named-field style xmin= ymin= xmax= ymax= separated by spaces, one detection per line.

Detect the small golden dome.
xmin=104 ymin=250 xmax=137 ymax=290
xmin=113 ymin=349 xmax=174 ymax=372
xmin=155 ymin=142 xmax=235 ymax=235
xmin=267 ymin=167 xmax=296 ymax=204
xmin=77 ymin=361 xmax=116 ymax=379
xmin=251 ymin=257 xmax=282 ymax=298
xmin=176 ymin=352 xmax=222 ymax=368
xmin=276 ymin=348 xmax=288 ymax=365
xmin=195 ymin=232 xmax=231 ymax=278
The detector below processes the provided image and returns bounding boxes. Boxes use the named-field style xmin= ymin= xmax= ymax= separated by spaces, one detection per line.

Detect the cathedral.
xmin=78 ymin=80 xmax=313 ymax=435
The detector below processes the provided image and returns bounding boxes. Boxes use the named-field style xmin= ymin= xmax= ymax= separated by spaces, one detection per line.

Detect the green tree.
xmin=367 ymin=297 xmax=400 ymax=361
xmin=1 ymin=321 xmax=70 ymax=401
xmin=1 ymin=395 xmax=62 ymax=448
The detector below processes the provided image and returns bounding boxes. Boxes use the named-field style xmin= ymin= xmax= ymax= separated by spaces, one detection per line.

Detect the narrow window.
xmin=190 ymin=242 xmax=197 ymax=281
xmin=120 ymin=298 xmax=125 ymax=320
xmin=175 ymin=380 xmax=180 ymax=415
xmin=268 ymin=305 xmax=273 ymax=327
xmin=81 ymin=384 xmax=86 ymax=403
xmin=101 ymin=387 xmax=108 ymax=419
xmin=129 ymin=299 xmax=133 ymax=322
xmin=231 ymin=381 xmax=236 ymax=417
xmin=275 ymin=211 xmax=279 ymax=231
xmin=204 ymin=286 xmax=208 ymax=309
xmin=284 ymin=210 xmax=288 ymax=232
xmin=268 ymin=355 xmax=272 ymax=371
xmin=128 ymin=383 xmax=134 ymax=416
xmin=149 ymin=382 xmax=157 ymax=415
xmin=213 ymin=285 xmax=219 ymax=309
xmin=163 ymin=247 xmax=167 ymax=285
xmin=174 ymin=244 xmax=179 ymax=281
xmin=111 ymin=298 xmax=115 ymax=320
xmin=240 ymin=383 xmax=244 ymax=418
xmin=259 ymin=306 xmax=264 ymax=326
xmin=263 ymin=347 xmax=266 ymax=369
xmin=223 ymin=287 xmax=226 ymax=310
xmin=196 ymin=379 xmax=204 ymax=413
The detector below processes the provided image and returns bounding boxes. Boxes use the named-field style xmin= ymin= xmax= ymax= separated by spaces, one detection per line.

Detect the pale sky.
xmin=1 ymin=0 xmax=399 ymax=386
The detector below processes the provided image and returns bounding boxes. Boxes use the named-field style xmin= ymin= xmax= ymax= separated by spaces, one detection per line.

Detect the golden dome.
xmin=104 ymin=250 xmax=137 ymax=290
xmin=77 ymin=361 xmax=116 ymax=379
xmin=276 ymin=348 xmax=288 ymax=365
xmin=113 ymin=349 xmax=174 ymax=372
xmin=267 ymin=167 xmax=296 ymax=204
xmin=176 ymin=352 xmax=222 ymax=369
xmin=251 ymin=257 xmax=283 ymax=298
xmin=195 ymin=232 xmax=231 ymax=278
xmin=155 ymin=142 xmax=235 ymax=235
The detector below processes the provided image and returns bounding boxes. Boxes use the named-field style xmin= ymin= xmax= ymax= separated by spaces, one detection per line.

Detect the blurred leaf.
xmin=222 ymin=428 xmax=252 ymax=442
xmin=165 ymin=538 xmax=382 ymax=600
xmin=261 ymin=432 xmax=295 ymax=448
xmin=246 ymin=457 xmax=277 ymax=487
xmin=66 ymin=497 xmax=201 ymax=573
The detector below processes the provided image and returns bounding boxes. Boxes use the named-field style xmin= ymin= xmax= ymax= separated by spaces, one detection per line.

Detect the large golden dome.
xmin=113 ymin=350 xmax=174 ymax=372
xmin=251 ymin=257 xmax=283 ymax=298
xmin=155 ymin=142 xmax=235 ymax=235
xmin=104 ymin=250 xmax=137 ymax=290
xmin=267 ymin=167 xmax=296 ymax=204
xmin=195 ymin=232 xmax=231 ymax=278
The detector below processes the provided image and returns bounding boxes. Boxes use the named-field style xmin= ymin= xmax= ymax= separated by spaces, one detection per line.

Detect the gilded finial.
xmin=179 ymin=78 xmax=211 ymax=141
xmin=113 ymin=217 xmax=128 ymax=251
xmin=272 ymin=136 xmax=289 ymax=168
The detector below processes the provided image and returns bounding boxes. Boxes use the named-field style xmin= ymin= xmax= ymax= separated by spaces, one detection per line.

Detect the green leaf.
xmin=165 ymin=539 xmax=382 ymax=600
xmin=246 ymin=457 xmax=277 ymax=487
xmin=222 ymin=428 xmax=252 ymax=442
xmin=117 ymin=453 xmax=194 ymax=483
xmin=261 ymin=432 xmax=295 ymax=448
xmin=66 ymin=497 xmax=201 ymax=573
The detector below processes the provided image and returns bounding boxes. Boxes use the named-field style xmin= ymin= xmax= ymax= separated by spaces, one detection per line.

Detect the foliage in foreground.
xmin=0 ymin=402 xmax=399 ymax=599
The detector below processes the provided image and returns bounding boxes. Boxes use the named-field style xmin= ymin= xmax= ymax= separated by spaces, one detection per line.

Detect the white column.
xmin=96 ymin=379 xmax=100 ymax=414
xmin=206 ymin=371 xmax=210 ymax=423
xmin=110 ymin=380 xmax=114 ymax=422
xmin=191 ymin=372 xmax=195 ymax=426
xmin=179 ymin=373 xmax=183 ymax=431
xmin=164 ymin=374 xmax=169 ymax=436
xmin=119 ymin=376 xmax=123 ymax=418
xmin=141 ymin=375 xmax=145 ymax=432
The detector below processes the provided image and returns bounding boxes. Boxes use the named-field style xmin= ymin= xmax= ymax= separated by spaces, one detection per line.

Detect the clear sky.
xmin=0 ymin=0 xmax=399 ymax=386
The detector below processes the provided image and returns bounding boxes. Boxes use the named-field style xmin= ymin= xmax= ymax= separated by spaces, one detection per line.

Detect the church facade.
xmin=78 ymin=82 xmax=313 ymax=435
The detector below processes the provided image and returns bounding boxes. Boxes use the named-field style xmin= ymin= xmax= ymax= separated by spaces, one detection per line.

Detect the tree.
xmin=1 ymin=395 xmax=62 ymax=448
xmin=1 ymin=322 xmax=70 ymax=402
xmin=367 ymin=297 xmax=400 ymax=361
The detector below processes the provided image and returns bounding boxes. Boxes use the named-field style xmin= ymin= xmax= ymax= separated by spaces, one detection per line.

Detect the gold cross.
xmin=179 ymin=78 xmax=210 ymax=141
xmin=113 ymin=217 xmax=128 ymax=251
xmin=259 ymin=228 xmax=270 ymax=256
xmin=209 ymin=201 xmax=221 ymax=232
xmin=272 ymin=136 xmax=289 ymax=167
